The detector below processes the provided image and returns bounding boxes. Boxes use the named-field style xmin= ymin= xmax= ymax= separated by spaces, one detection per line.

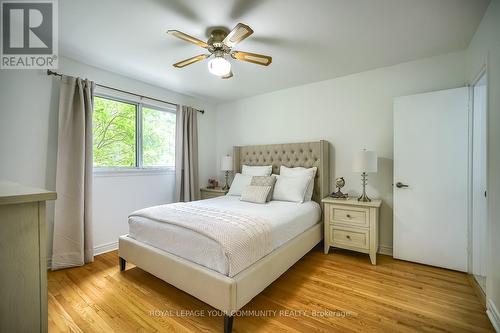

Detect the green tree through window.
xmin=143 ymin=107 xmax=176 ymax=167
xmin=92 ymin=95 xmax=176 ymax=169
xmin=93 ymin=97 xmax=136 ymax=167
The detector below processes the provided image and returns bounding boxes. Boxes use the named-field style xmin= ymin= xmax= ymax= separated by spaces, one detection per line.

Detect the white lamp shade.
xmin=353 ymin=150 xmax=378 ymax=173
xmin=221 ymin=155 xmax=233 ymax=171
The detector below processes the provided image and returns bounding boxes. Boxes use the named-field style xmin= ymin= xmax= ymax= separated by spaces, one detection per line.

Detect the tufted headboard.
xmin=233 ymin=141 xmax=330 ymax=205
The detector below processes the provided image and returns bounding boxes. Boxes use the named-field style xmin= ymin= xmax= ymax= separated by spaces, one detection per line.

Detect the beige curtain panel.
xmin=52 ymin=76 xmax=95 ymax=270
xmin=175 ymin=105 xmax=200 ymax=202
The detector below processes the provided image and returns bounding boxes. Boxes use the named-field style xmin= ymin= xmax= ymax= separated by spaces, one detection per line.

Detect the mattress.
xmin=128 ymin=195 xmax=321 ymax=276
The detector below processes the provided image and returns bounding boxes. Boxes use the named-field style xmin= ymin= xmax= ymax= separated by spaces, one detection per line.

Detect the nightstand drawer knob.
xmin=346 ymin=214 xmax=351 ymax=218
xmin=346 ymin=235 xmax=351 ymax=239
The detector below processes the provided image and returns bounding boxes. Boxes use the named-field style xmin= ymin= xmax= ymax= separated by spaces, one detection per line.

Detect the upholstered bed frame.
xmin=233 ymin=141 xmax=329 ymax=205
xmin=118 ymin=141 xmax=329 ymax=332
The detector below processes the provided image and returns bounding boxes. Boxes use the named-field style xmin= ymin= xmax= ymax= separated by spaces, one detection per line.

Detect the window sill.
xmin=94 ymin=168 xmax=175 ymax=177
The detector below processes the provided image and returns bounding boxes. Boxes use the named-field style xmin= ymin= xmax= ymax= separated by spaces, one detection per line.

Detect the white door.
xmin=471 ymin=73 xmax=488 ymax=281
xmin=393 ymin=87 xmax=468 ymax=272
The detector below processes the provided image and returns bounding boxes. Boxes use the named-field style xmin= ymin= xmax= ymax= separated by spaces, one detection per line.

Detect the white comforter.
xmin=128 ymin=196 xmax=321 ymax=276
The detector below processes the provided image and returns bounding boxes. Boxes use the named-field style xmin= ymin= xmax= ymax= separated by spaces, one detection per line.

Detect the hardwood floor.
xmin=48 ymin=247 xmax=494 ymax=332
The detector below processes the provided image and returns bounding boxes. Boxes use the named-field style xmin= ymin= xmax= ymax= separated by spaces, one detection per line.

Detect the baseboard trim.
xmin=47 ymin=241 xmax=119 ymax=269
xmin=51 ymin=242 xmax=389 ymax=267
xmin=487 ymin=298 xmax=500 ymax=332
xmin=467 ymin=274 xmax=486 ymax=308
xmin=94 ymin=241 xmax=119 ymax=256
xmin=378 ymin=245 xmax=393 ymax=256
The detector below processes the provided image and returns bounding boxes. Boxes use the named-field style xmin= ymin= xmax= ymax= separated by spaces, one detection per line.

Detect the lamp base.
xmin=357 ymin=172 xmax=371 ymax=202
xmin=222 ymin=171 xmax=230 ymax=191
xmin=357 ymin=193 xmax=371 ymax=202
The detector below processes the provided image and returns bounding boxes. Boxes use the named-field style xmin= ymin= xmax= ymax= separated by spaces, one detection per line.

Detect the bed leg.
xmin=223 ymin=315 xmax=233 ymax=333
xmin=119 ymin=257 xmax=126 ymax=271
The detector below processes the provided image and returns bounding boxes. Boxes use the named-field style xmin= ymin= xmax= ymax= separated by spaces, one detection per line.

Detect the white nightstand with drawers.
xmin=322 ymin=197 xmax=382 ymax=265
xmin=200 ymin=187 xmax=228 ymax=200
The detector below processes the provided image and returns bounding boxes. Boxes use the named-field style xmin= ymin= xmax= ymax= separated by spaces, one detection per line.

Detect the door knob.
xmin=396 ymin=182 xmax=409 ymax=188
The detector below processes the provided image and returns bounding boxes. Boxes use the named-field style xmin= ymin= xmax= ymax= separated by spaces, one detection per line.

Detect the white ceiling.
xmin=60 ymin=0 xmax=490 ymax=103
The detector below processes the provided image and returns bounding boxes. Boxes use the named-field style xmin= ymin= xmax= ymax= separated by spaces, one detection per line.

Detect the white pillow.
xmin=272 ymin=175 xmax=311 ymax=203
xmin=242 ymin=165 xmax=272 ymax=176
xmin=280 ymin=166 xmax=317 ymax=201
xmin=227 ymin=173 xmax=253 ymax=196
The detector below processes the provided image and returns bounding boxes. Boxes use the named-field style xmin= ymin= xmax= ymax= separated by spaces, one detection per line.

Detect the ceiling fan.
xmin=167 ymin=23 xmax=272 ymax=79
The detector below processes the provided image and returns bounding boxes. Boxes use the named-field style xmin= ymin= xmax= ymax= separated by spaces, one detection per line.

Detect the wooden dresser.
xmin=322 ymin=197 xmax=381 ymax=265
xmin=0 ymin=182 xmax=56 ymax=333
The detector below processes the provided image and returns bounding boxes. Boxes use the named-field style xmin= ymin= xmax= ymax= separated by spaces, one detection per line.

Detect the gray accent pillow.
xmin=250 ymin=176 xmax=277 ymax=202
xmin=240 ymin=185 xmax=272 ymax=204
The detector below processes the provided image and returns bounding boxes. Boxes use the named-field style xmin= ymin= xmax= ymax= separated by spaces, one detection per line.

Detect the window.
xmin=92 ymin=95 xmax=176 ymax=171
xmin=142 ymin=106 xmax=176 ymax=167
xmin=93 ymin=97 xmax=136 ymax=167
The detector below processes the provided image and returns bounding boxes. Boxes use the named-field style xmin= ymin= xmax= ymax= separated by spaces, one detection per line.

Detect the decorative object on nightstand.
xmin=221 ymin=155 xmax=233 ymax=191
xmin=322 ymin=196 xmax=381 ymax=265
xmin=207 ymin=178 xmax=219 ymax=189
xmin=353 ymin=149 xmax=378 ymax=202
xmin=331 ymin=177 xmax=348 ymax=199
xmin=200 ymin=187 xmax=228 ymax=199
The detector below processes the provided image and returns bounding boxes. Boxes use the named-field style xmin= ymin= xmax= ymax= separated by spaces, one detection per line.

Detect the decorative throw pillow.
xmin=226 ymin=173 xmax=253 ymax=196
xmin=240 ymin=185 xmax=272 ymax=204
xmin=250 ymin=176 xmax=277 ymax=202
xmin=280 ymin=166 xmax=318 ymax=201
xmin=272 ymin=175 xmax=311 ymax=203
xmin=242 ymin=165 xmax=273 ymax=176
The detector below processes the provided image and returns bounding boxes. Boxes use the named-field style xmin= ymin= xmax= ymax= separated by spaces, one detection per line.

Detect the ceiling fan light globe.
xmin=208 ymin=57 xmax=231 ymax=76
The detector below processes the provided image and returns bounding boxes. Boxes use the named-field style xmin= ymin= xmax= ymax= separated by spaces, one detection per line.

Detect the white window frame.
xmin=93 ymin=90 xmax=176 ymax=176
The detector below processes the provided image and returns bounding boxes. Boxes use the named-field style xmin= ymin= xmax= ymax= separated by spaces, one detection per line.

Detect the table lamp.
xmin=352 ymin=149 xmax=378 ymax=202
xmin=221 ymin=155 xmax=233 ymax=191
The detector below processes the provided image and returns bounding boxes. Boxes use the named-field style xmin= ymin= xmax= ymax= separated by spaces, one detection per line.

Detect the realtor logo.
xmin=1 ymin=0 xmax=58 ymax=69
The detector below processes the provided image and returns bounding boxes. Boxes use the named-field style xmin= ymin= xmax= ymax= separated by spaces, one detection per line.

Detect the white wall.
xmin=466 ymin=0 xmax=500 ymax=328
xmin=215 ymin=51 xmax=466 ymax=253
xmin=0 ymin=56 xmax=217 ymax=259
xmin=92 ymin=172 xmax=176 ymax=253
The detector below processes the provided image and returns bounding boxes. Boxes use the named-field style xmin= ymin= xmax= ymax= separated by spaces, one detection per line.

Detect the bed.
xmin=118 ymin=141 xmax=329 ymax=332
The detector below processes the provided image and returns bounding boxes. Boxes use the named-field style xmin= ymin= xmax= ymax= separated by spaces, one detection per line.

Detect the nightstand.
xmin=200 ymin=187 xmax=228 ymax=199
xmin=321 ymin=197 xmax=382 ymax=265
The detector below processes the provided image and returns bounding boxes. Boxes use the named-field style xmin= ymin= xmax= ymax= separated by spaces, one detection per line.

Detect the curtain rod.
xmin=46 ymin=69 xmax=204 ymax=114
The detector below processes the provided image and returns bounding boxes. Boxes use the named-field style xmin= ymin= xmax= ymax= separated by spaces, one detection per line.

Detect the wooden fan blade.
xmin=221 ymin=70 xmax=233 ymax=79
xmin=223 ymin=23 xmax=253 ymax=47
xmin=167 ymin=30 xmax=208 ymax=49
xmin=231 ymin=51 xmax=272 ymax=66
xmin=173 ymin=54 xmax=210 ymax=68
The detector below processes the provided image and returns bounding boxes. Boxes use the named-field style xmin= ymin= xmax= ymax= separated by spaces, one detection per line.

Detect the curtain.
xmin=175 ymin=105 xmax=199 ymax=202
xmin=51 ymin=76 xmax=95 ymax=270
